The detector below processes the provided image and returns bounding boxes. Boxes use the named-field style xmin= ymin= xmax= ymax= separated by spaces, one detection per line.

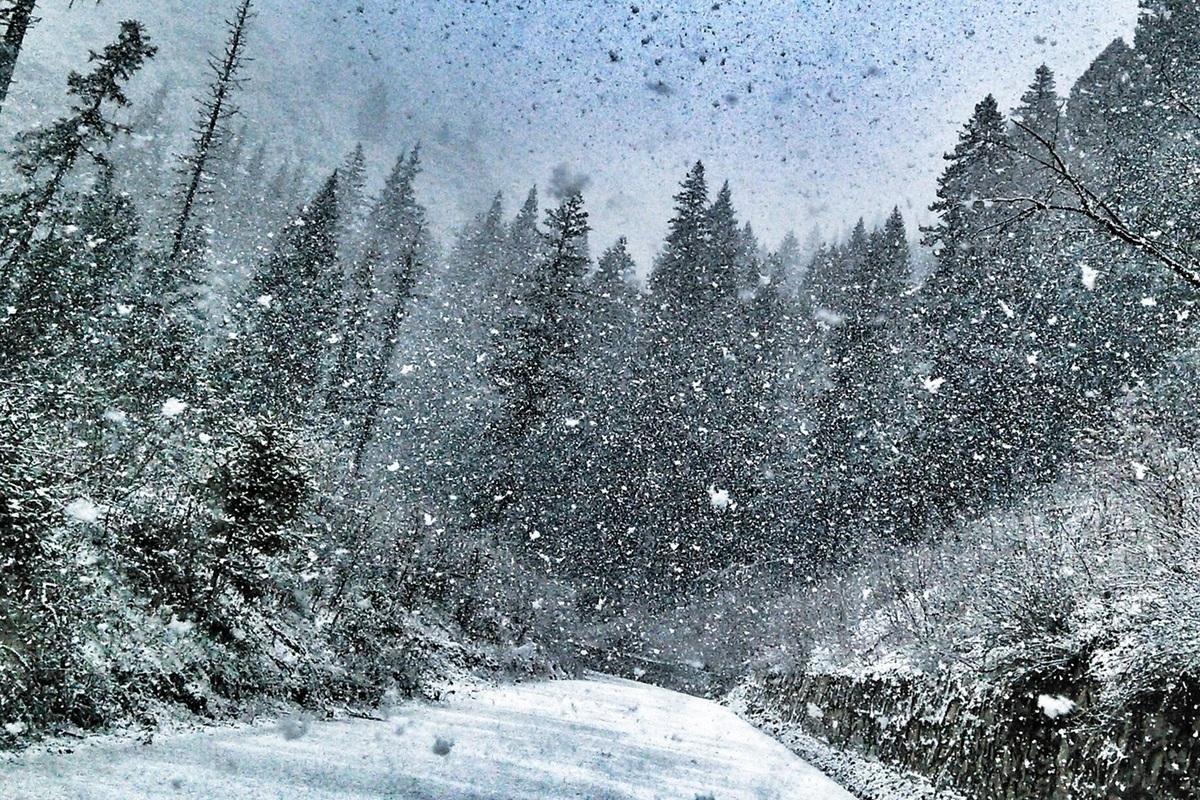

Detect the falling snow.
xmin=0 ymin=2 xmax=1193 ymax=798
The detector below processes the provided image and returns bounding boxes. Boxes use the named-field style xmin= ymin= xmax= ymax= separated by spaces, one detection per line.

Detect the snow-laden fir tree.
xmin=0 ymin=19 xmax=155 ymax=366
xmin=471 ymin=192 xmax=591 ymax=554
xmin=240 ymin=171 xmax=341 ymax=417
xmin=342 ymin=148 xmax=429 ymax=474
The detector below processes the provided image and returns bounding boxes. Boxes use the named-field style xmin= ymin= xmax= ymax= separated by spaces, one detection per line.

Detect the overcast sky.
xmin=16 ymin=0 xmax=1140 ymax=268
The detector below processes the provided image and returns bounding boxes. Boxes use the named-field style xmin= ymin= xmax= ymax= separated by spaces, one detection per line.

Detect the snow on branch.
xmin=986 ymin=119 xmax=1200 ymax=292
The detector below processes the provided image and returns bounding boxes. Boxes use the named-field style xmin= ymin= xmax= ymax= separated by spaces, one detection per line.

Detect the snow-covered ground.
xmin=0 ymin=675 xmax=856 ymax=799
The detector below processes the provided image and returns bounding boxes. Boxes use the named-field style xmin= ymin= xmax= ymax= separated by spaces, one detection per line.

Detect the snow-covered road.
xmin=1 ymin=674 xmax=856 ymax=799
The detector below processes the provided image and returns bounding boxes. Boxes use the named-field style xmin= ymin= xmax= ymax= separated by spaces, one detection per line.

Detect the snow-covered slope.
xmin=1 ymin=675 xmax=856 ymax=799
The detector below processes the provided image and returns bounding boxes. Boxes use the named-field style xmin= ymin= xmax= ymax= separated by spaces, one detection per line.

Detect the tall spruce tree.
xmin=241 ymin=172 xmax=341 ymax=417
xmin=336 ymin=144 xmax=368 ymax=265
xmin=649 ymin=162 xmax=711 ymax=323
xmin=445 ymin=192 xmax=512 ymax=349
xmin=490 ymin=193 xmax=590 ymax=440
xmin=472 ymin=193 xmax=591 ymax=555
xmin=633 ymin=164 xmax=761 ymax=589
xmin=912 ymin=89 xmax=1094 ymax=524
xmin=0 ymin=19 xmax=155 ymax=271
xmin=590 ymin=236 xmax=640 ymax=367
xmin=802 ymin=213 xmax=911 ymax=548
xmin=345 ymin=148 xmax=429 ymax=474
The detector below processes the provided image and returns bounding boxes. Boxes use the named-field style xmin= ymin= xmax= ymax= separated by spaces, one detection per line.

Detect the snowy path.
xmin=0 ymin=674 xmax=856 ymax=799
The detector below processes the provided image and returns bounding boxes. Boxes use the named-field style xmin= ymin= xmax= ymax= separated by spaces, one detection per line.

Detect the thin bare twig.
xmin=987 ymin=120 xmax=1200 ymax=291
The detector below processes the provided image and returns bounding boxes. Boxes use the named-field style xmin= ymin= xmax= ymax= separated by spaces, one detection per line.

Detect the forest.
xmin=1 ymin=3 xmax=1199 ymax=788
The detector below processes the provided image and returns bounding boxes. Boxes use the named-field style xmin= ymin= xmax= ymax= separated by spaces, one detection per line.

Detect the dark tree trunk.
xmin=350 ymin=240 xmax=421 ymax=477
xmin=171 ymin=0 xmax=252 ymax=262
xmin=0 ymin=0 xmax=39 ymax=116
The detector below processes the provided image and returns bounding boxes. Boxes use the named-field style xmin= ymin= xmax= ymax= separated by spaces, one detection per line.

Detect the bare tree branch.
xmin=988 ymin=119 xmax=1200 ymax=291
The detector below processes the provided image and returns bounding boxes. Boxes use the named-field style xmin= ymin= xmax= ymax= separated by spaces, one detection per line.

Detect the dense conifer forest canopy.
xmin=2 ymin=3 xmax=1200 ymax=795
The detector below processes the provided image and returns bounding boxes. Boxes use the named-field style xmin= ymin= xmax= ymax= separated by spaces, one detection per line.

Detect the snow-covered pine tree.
xmin=345 ymin=148 xmax=429 ymax=474
xmin=648 ymin=161 xmax=710 ymax=325
xmin=67 ymin=161 xmax=141 ymax=376
xmin=0 ymin=18 xmax=154 ymax=265
xmin=490 ymin=192 xmax=590 ymax=440
xmin=327 ymin=245 xmax=375 ymax=418
xmin=921 ymin=95 xmax=1011 ymax=273
xmin=633 ymin=164 xmax=764 ymax=588
xmin=589 ymin=236 xmax=639 ymax=370
xmin=241 ymin=171 xmax=341 ymax=417
xmin=470 ymin=192 xmax=590 ymax=552
xmin=912 ymin=91 xmax=1082 ymax=524
xmin=336 ymin=143 xmax=368 ymax=265
xmin=817 ymin=212 xmax=912 ymax=543
xmin=443 ymin=192 xmax=510 ymax=356
xmin=568 ymin=236 xmax=641 ymax=579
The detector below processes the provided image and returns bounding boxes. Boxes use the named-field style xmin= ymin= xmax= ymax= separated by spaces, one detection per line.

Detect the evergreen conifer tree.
xmin=0 ymin=19 xmax=155 ymax=367
xmin=0 ymin=0 xmax=38 ymax=116
xmin=171 ymin=0 xmax=253 ymax=263
xmin=346 ymin=149 xmax=429 ymax=473
xmin=473 ymin=193 xmax=591 ymax=552
xmin=634 ymin=165 xmax=763 ymax=588
xmin=0 ymin=19 xmax=155 ymax=274
xmin=242 ymin=172 xmax=341 ymax=416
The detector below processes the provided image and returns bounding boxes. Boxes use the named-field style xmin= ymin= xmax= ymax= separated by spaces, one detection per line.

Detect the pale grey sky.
xmin=14 ymin=0 xmax=1140 ymax=267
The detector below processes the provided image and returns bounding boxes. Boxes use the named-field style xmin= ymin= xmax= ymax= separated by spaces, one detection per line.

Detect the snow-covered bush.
xmin=752 ymin=435 xmax=1200 ymax=722
xmin=1080 ymin=448 xmax=1200 ymax=711
xmin=0 ymin=387 xmax=111 ymax=735
xmin=1 ymin=386 xmax=335 ymax=741
xmin=108 ymin=413 xmax=312 ymax=627
xmin=0 ymin=459 xmax=54 ymax=581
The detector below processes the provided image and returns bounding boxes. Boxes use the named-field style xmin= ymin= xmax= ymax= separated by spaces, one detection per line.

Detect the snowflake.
xmin=160 ymin=398 xmax=189 ymax=417
xmin=1037 ymin=694 xmax=1076 ymax=719
xmin=1080 ymin=264 xmax=1099 ymax=290
xmin=708 ymin=485 xmax=733 ymax=510
xmin=64 ymin=498 xmax=106 ymax=524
